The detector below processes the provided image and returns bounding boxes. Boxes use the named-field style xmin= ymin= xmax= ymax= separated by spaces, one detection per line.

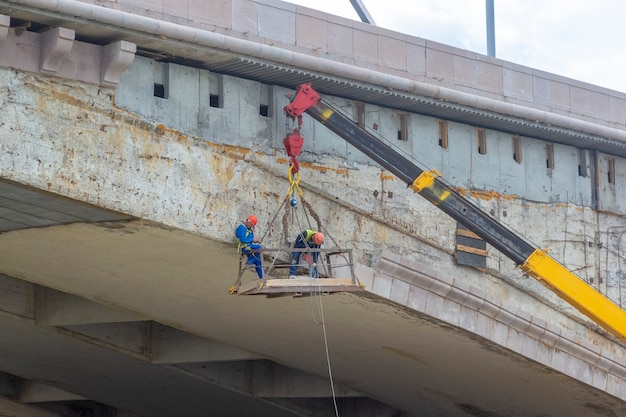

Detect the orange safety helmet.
xmin=312 ymin=232 xmax=324 ymax=245
xmin=247 ymin=215 xmax=258 ymax=226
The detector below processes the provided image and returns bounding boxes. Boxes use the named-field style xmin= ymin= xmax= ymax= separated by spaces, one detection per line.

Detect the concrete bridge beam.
xmin=19 ymin=381 xmax=86 ymax=403
xmin=0 ymin=397 xmax=63 ymax=417
xmin=1 ymin=272 xmax=392 ymax=415
xmin=177 ymin=360 xmax=363 ymax=399
xmin=35 ymin=288 xmax=147 ymax=326
xmin=150 ymin=327 xmax=263 ymax=364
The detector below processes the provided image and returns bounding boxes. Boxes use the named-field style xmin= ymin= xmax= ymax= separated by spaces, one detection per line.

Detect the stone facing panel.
xmin=368 ymin=250 xmax=626 ymax=399
xmin=79 ymin=0 xmax=626 ymax=128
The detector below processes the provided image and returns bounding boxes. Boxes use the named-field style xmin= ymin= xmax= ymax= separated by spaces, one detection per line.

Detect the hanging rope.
xmin=235 ymin=100 xmax=356 ymax=292
xmin=262 ymin=166 xmax=302 ymax=244
xmin=315 ymin=294 xmax=340 ymax=417
xmin=253 ymin=163 xmax=326 ymax=279
xmin=301 ymin=196 xmax=321 ymax=232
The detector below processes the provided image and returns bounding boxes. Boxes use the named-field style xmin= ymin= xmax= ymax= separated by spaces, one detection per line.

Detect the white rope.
xmin=311 ymin=292 xmax=340 ymax=417
xmin=283 ymin=180 xmax=338 ymax=415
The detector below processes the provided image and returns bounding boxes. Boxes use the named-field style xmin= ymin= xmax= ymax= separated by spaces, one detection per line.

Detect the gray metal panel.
xmin=456 ymin=224 xmax=487 ymax=269
xmin=456 ymin=251 xmax=487 ymax=269
xmin=457 ymin=234 xmax=487 ymax=250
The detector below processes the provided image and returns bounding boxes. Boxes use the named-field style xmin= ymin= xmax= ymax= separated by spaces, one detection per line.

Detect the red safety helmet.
xmin=312 ymin=232 xmax=324 ymax=245
xmin=247 ymin=215 xmax=258 ymax=226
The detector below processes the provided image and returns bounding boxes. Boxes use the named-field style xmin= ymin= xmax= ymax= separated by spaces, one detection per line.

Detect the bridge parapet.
xmin=0 ymin=14 xmax=135 ymax=87
xmin=2 ymin=0 xmax=626 ymax=133
xmin=86 ymin=0 xmax=626 ymax=129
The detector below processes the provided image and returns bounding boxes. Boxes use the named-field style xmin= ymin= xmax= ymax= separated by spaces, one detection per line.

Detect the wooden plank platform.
xmin=235 ymin=277 xmax=364 ymax=295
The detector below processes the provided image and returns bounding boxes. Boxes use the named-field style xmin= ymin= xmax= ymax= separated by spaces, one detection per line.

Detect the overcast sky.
xmin=286 ymin=0 xmax=626 ymax=94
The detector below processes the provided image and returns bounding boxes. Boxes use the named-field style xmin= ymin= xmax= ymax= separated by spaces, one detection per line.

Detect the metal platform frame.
xmin=231 ymin=247 xmax=364 ymax=296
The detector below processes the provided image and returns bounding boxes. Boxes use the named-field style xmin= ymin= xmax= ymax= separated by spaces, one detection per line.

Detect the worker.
xmin=235 ymin=215 xmax=263 ymax=279
xmin=289 ymin=229 xmax=324 ymax=278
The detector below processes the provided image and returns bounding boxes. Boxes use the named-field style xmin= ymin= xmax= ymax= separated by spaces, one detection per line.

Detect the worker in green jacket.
xmin=289 ymin=229 xmax=324 ymax=278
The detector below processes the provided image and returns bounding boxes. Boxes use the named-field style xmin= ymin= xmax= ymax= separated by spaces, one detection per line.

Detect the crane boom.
xmin=284 ymin=83 xmax=626 ymax=344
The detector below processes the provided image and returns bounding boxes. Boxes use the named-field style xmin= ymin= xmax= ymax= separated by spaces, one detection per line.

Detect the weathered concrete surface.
xmin=1 ymin=60 xmax=626 ymax=416
xmin=0 ymin=219 xmax=625 ymax=417
xmin=1 ymin=65 xmax=624 ymax=317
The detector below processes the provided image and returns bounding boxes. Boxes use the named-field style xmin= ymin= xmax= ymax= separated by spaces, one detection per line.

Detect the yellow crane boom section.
xmin=521 ymin=249 xmax=626 ymax=344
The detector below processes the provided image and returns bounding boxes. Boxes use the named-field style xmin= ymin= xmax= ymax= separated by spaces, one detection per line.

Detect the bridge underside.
xmin=0 ymin=0 xmax=625 ymax=415
xmin=0 ymin=179 xmax=623 ymax=417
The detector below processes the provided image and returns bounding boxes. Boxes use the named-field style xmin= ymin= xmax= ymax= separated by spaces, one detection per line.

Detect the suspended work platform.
xmin=230 ymin=248 xmax=364 ymax=296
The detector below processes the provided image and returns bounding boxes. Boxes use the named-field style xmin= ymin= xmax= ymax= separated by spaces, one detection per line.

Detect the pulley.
xmin=283 ymin=129 xmax=304 ymax=173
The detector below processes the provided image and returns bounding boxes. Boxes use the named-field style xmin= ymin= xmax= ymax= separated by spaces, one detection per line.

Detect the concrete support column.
xmin=40 ymin=27 xmax=75 ymax=73
xmin=101 ymin=40 xmax=136 ymax=87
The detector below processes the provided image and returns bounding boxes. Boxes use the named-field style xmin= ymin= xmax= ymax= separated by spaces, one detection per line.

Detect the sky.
xmin=286 ymin=0 xmax=626 ymax=94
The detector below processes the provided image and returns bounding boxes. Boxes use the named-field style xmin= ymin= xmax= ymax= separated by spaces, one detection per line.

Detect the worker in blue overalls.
xmin=235 ymin=215 xmax=263 ymax=279
xmin=289 ymin=229 xmax=324 ymax=278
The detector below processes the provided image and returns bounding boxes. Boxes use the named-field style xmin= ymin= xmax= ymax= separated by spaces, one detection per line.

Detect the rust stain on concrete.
xmin=209 ymin=154 xmax=236 ymax=186
xmin=206 ymin=142 xmax=251 ymax=156
xmin=454 ymin=188 xmax=519 ymax=201
xmin=155 ymin=123 xmax=186 ymax=142
xmin=294 ymin=160 xmax=349 ymax=176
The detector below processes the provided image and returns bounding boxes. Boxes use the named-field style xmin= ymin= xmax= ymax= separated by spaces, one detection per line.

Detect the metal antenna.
xmin=486 ymin=0 xmax=496 ymax=56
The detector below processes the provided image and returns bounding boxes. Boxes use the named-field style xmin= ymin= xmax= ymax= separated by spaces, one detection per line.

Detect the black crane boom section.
xmin=304 ymin=99 xmax=535 ymax=265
